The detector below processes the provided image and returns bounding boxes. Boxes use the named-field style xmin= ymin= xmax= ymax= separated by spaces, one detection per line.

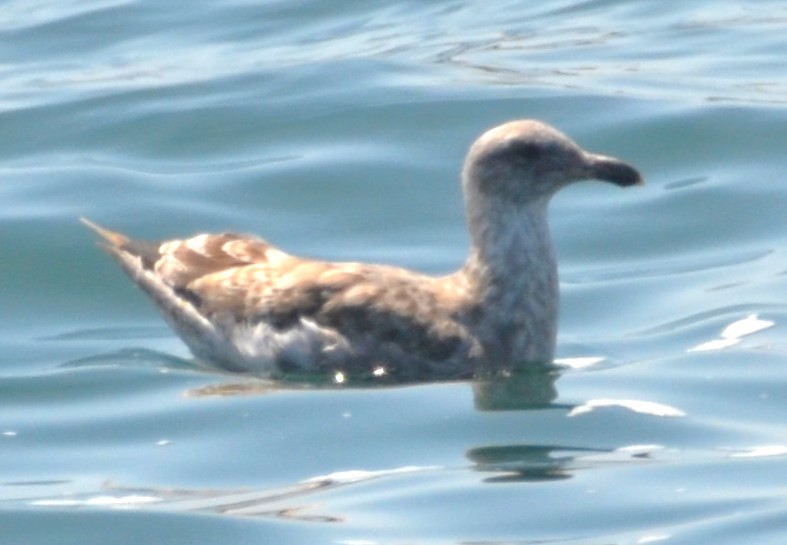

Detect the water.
xmin=2 ymin=0 xmax=787 ymax=543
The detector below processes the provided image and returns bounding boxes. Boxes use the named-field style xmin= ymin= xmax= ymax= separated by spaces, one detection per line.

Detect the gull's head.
xmin=462 ymin=120 xmax=642 ymax=206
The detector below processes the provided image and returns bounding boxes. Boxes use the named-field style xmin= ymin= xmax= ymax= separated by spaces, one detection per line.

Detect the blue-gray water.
xmin=2 ymin=1 xmax=787 ymax=543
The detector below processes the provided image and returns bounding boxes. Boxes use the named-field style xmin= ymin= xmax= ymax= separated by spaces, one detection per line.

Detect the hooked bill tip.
xmin=588 ymin=154 xmax=643 ymax=187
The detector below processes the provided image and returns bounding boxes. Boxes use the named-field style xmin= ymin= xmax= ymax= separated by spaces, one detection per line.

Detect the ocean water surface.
xmin=2 ymin=0 xmax=787 ymax=543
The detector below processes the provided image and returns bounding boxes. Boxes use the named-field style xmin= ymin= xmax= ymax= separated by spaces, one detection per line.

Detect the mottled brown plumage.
xmin=83 ymin=120 xmax=641 ymax=380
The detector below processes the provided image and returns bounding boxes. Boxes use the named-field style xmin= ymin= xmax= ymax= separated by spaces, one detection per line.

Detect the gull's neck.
xmin=460 ymin=196 xmax=558 ymax=368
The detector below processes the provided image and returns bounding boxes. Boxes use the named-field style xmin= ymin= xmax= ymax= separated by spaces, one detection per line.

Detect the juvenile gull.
xmin=82 ymin=120 xmax=641 ymax=381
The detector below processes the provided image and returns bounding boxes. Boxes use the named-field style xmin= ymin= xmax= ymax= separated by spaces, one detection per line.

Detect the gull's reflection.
xmin=467 ymin=444 xmax=603 ymax=483
xmin=182 ymin=367 xmax=561 ymax=405
xmin=472 ymin=369 xmax=559 ymax=410
xmin=61 ymin=337 xmax=562 ymax=409
xmin=467 ymin=443 xmax=659 ymax=483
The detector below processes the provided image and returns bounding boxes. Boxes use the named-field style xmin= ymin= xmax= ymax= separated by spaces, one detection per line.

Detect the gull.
xmin=82 ymin=120 xmax=641 ymax=381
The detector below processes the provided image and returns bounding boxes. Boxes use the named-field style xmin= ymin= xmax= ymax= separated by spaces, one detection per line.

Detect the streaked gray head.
xmin=462 ymin=120 xmax=642 ymax=205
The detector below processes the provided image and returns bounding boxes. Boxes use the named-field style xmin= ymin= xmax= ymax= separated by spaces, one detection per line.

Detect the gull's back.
xmin=82 ymin=219 xmax=479 ymax=380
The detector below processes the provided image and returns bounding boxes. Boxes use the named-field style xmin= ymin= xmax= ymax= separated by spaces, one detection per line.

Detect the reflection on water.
xmin=472 ymin=371 xmax=558 ymax=410
xmin=9 ymin=343 xmax=787 ymax=538
xmin=18 ymin=466 xmax=438 ymax=523
xmin=65 ymin=344 xmax=687 ymax=423
xmin=185 ymin=366 xmax=560 ymax=410
xmin=468 ymin=443 xmax=673 ymax=484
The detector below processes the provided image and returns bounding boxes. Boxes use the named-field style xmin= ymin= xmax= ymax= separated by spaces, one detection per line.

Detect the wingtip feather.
xmin=80 ymin=217 xmax=129 ymax=247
